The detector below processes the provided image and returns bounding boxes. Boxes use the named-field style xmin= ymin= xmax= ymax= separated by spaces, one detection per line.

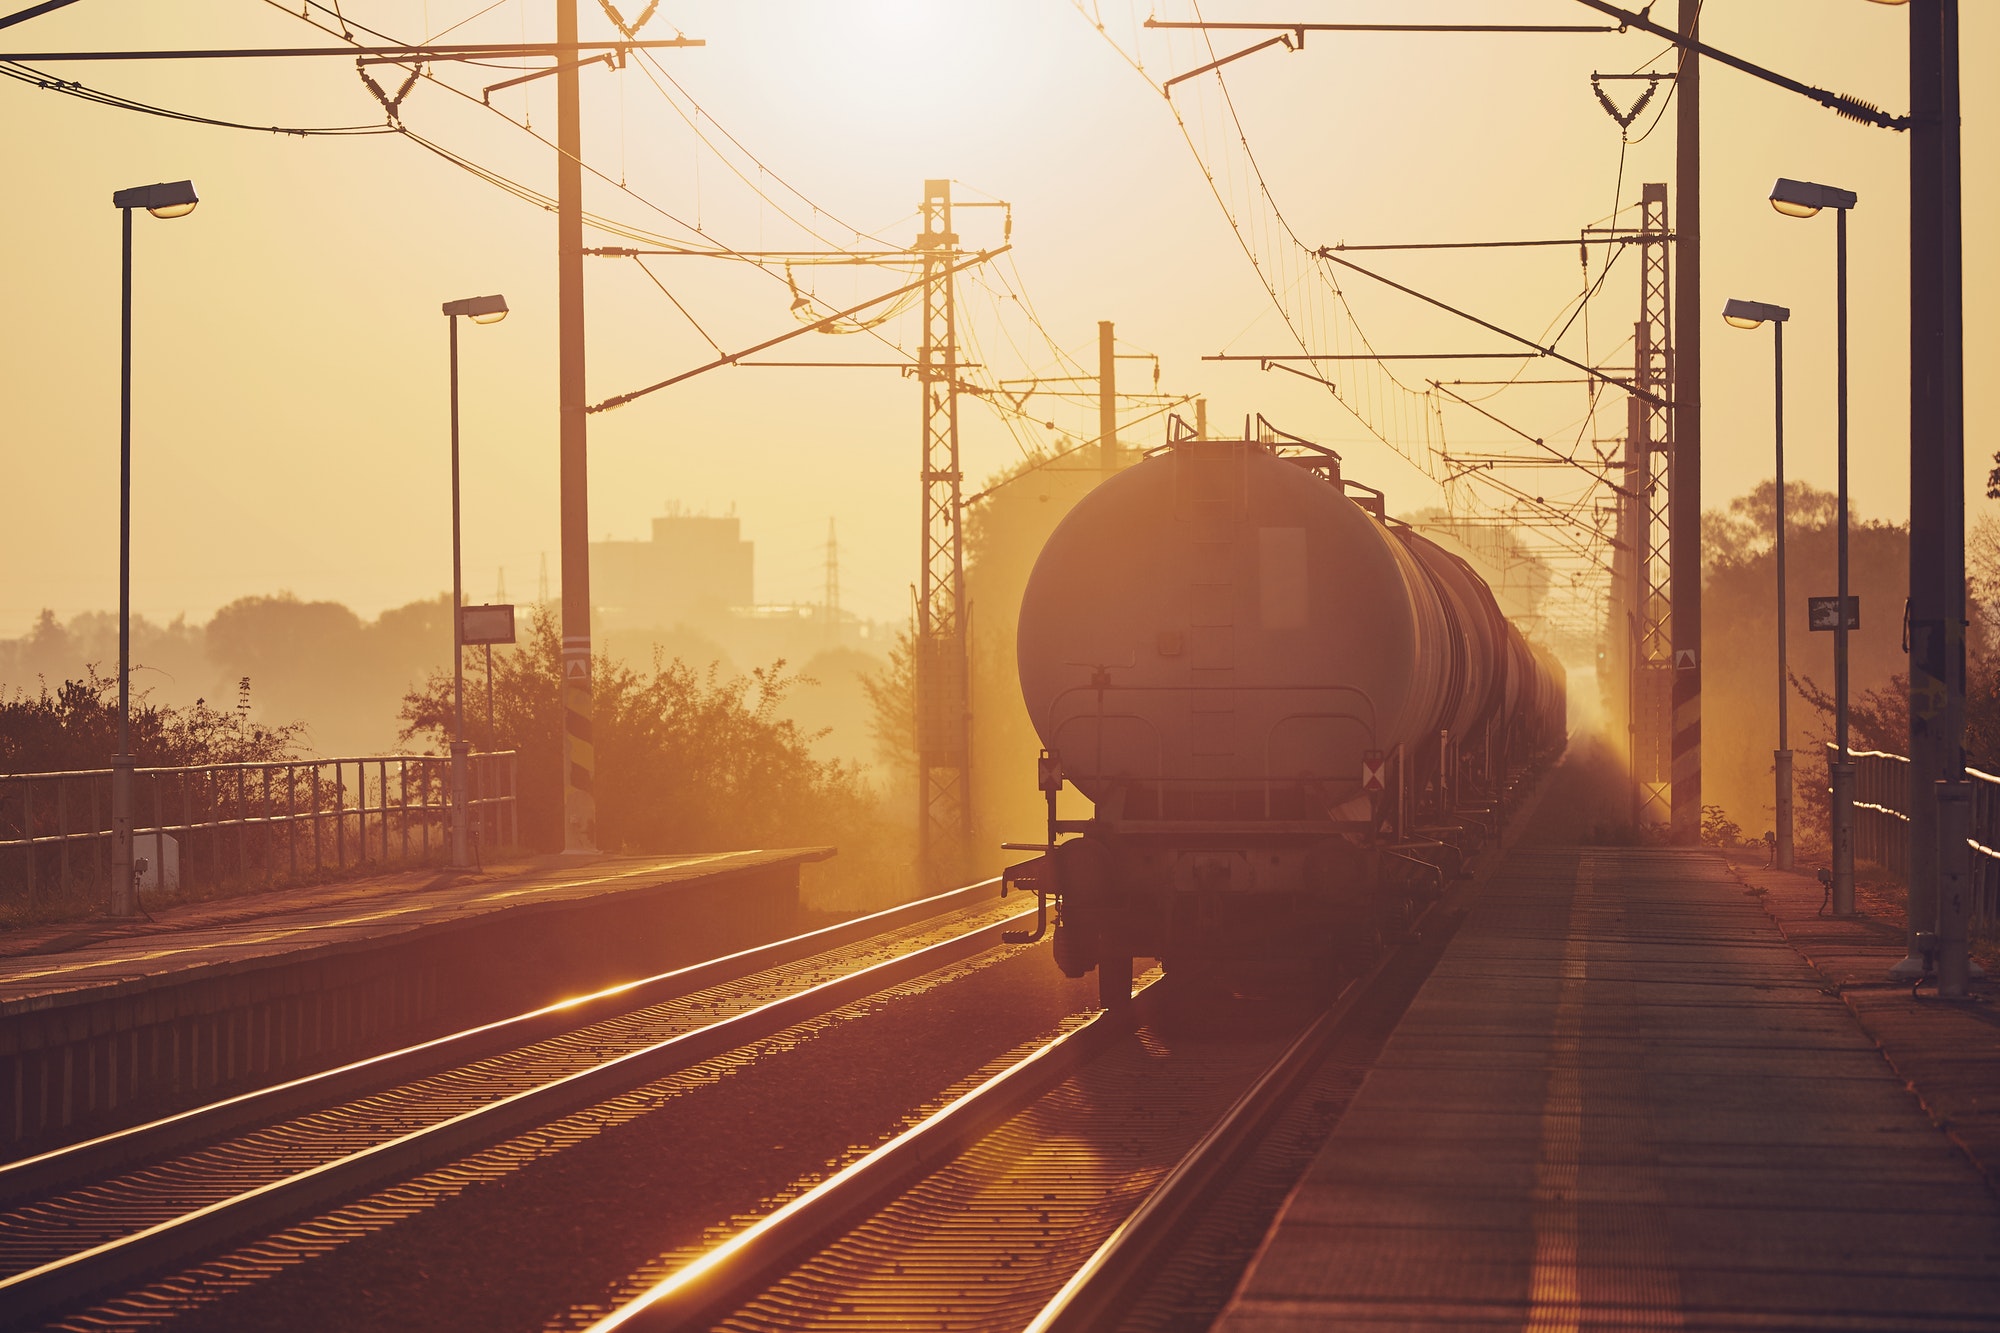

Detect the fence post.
xmin=1938 ymin=780 xmax=1973 ymax=997
xmin=90 ymin=775 xmax=103 ymax=895
xmin=56 ymin=777 xmax=69 ymax=896
xmin=235 ymin=767 xmax=246 ymax=886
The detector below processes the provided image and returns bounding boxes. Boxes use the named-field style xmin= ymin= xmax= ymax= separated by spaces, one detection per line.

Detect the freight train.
xmin=1003 ymin=420 xmax=1566 ymax=1006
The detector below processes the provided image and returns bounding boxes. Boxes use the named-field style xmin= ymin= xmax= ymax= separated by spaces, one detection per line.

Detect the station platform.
xmin=0 ymin=847 xmax=832 ymax=1151
xmin=1217 ymin=844 xmax=2000 ymax=1331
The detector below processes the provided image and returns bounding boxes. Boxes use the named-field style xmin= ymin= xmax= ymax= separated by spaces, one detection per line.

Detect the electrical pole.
xmin=1632 ymin=183 xmax=1673 ymax=825
xmin=1669 ymin=0 xmax=1702 ymax=843
xmin=1099 ymin=320 xmax=1119 ymax=473
xmin=916 ymin=180 xmax=970 ymax=888
xmin=556 ymin=0 xmax=597 ymax=853
xmin=1903 ymin=0 xmax=1969 ymax=989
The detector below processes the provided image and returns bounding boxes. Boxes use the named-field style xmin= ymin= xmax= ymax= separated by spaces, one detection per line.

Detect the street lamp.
xmin=1722 ymin=298 xmax=1796 ymax=872
xmin=107 ymin=179 xmax=199 ymax=918
xmin=1770 ymin=176 xmax=1858 ymax=914
xmin=441 ymin=294 xmax=508 ymax=871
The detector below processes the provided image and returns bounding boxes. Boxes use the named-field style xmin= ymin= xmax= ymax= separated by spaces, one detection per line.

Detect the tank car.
xmin=1003 ymin=424 xmax=1566 ymax=1006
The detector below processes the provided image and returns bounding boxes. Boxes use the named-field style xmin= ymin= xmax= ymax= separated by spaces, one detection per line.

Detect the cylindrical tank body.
xmin=1017 ymin=441 xmax=1509 ymax=815
xmin=1012 ymin=438 xmax=1565 ymax=987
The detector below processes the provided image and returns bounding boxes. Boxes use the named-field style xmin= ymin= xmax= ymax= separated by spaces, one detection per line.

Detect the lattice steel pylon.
xmin=915 ymin=180 xmax=971 ymax=886
xmin=1630 ymin=181 xmax=1675 ymax=822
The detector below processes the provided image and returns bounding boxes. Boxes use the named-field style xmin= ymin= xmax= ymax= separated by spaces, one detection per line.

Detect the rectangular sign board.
xmin=460 ymin=603 xmax=517 ymax=645
xmin=1807 ymin=596 xmax=1860 ymax=631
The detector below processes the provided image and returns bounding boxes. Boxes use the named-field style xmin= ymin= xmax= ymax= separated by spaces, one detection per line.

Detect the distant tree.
xmin=1696 ymin=479 xmax=1908 ymax=850
xmin=859 ymin=626 xmax=916 ymax=797
xmin=208 ymin=592 xmax=450 ymax=756
xmin=1701 ymin=480 xmax=1839 ymax=571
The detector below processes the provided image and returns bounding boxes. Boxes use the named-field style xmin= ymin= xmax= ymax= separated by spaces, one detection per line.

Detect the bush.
xmin=0 ymin=669 xmax=301 ymax=774
xmin=400 ymin=607 xmax=910 ymax=908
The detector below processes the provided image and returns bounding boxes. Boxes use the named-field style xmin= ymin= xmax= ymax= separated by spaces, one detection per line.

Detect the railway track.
xmin=574 ymin=904 xmax=1460 ymax=1333
xmin=0 ymin=879 xmax=1033 ymax=1330
xmin=573 ymin=757 xmax=1562 ymax=1333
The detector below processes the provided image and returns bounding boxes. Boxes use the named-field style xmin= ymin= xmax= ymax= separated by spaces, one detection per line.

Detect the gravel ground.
xmin=114 ymin=942 xmax=1095 ymax=1333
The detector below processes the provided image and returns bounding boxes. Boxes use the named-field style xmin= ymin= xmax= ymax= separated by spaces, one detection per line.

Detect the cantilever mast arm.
xmin=1567 ymin=0 xmax=1907 ymax=130
xmin=1317 ymin=249 xmax=1666 ymax=409
xmin=588 ymin=247 xmax=1008 ymax=414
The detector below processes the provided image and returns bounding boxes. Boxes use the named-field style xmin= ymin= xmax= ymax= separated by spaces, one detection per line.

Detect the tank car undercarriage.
xmin=1005 ymin=732 xmax=1548 ymax=1009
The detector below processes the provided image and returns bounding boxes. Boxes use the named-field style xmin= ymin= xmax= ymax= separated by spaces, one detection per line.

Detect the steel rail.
xmin=1023 ymin=930 xmax=1448 ymax=1332
xmin=588 ymin=947 xmax=1411 ymax=1333
xmin=0 ymin=875 xmax=1003 ymax=1205
xmin=583 ymin=984 xmax=1161 ymax=1332
xmin=1027 ymin=757 xmax=1565 ymax=1331
xmin=592 ymin=756 xmax=1563 ymax=1333
xmin=0 ymin=888 xmax=1027 ymax=1327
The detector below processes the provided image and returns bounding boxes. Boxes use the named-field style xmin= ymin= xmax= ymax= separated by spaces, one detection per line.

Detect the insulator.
xmin=1832 ymin=93 xmax=1884 ymax=126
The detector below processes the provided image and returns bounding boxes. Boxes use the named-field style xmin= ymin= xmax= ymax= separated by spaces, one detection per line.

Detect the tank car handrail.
xmin=1262 ymin=711 xmax=1377 ymax=775
xmin=1048 ymin=713 xmax=1167 ymax=780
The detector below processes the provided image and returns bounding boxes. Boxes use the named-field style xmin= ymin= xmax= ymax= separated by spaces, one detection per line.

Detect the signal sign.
xmin=1808 ymin=596 xmax=1860 ymax=631
xmin=1361 ymin=749 xmax=1387 ymax=793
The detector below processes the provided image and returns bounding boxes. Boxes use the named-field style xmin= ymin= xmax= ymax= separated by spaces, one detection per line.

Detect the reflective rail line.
xmin=585 ymin=914 xmax=1457 ymax=1333
xmin=1021 ymin=931 xmax=1450 ymax=1333
xmin=0 ymin=878 xmax=1023 ymax=1329
xmin=584 ymin=760 xmax=1556 ymax=1333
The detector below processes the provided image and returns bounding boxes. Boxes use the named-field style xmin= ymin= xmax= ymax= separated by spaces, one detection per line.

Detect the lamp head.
xmin=1769 ymin=177 xmax=1858 ymax=219
xmin=1722 ymin=298 xmax=1790 ymax=330
xmin=442 ymin=293 xmax=509 ymax=323
xmin=111 ymin=180 xmax=199 ymax=219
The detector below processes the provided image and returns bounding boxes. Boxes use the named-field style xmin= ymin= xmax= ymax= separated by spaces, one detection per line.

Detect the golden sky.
xmin=0 ymin=0 xmax=1990 ymax=639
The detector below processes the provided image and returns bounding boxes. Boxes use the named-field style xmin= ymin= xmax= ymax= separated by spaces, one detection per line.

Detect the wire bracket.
xmin=355 ymin=57 xmax=421 ymax=121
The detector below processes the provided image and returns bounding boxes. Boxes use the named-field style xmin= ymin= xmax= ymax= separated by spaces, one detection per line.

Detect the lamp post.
xmin=107 ymin=179 xmax=198 ymax=918
xmin=1769 ymin=177 xmax=1859 ymax=914
xmin=1723 ymin=298 xmax=1795 ymax=871
xmin=440 ymin=293 xmax=509 ymax=871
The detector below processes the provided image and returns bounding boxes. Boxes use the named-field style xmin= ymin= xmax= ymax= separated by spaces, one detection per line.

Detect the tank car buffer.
xmin=1001 ymin=419 xmax=1566 ymax=1009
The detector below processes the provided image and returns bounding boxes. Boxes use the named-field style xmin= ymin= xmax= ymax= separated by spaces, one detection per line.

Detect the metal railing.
xmin=1826 ymin=744 xmax=1998 ymax=923
xmin=0 ymin=752 xmax=519 ymax=907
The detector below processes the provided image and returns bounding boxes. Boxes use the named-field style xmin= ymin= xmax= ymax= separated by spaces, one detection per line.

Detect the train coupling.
xmin=1001 ymin=850 xmax=1053 ymax=944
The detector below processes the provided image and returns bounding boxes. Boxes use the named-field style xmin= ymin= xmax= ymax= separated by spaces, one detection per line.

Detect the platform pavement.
xmin=1216 ymin=846 xmax=2000 ymax=1332
xmin=0 ymin=849 xmax=831 ymax=1016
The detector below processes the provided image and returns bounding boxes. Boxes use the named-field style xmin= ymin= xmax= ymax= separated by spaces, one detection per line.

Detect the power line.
xmin=0 ymin=60 xmax=398 ymax=134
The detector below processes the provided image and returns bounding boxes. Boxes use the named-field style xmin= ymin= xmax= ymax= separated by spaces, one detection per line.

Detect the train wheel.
xmin=1098 ymin=955 xmax=1134 ymax=1010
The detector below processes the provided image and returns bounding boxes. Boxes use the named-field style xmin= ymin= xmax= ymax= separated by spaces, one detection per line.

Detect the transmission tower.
xmin=1629 ymin=181 xmax=1675 ymax=823
xmin=915 ymin=180 xmax=971 ymax=886
xmin=824 ymin=517 xmax=840 ymax=645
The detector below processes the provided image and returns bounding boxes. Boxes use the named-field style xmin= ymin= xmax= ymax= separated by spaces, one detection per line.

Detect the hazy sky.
xmin=1 ymin=0 xmax=1991 ymax=639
